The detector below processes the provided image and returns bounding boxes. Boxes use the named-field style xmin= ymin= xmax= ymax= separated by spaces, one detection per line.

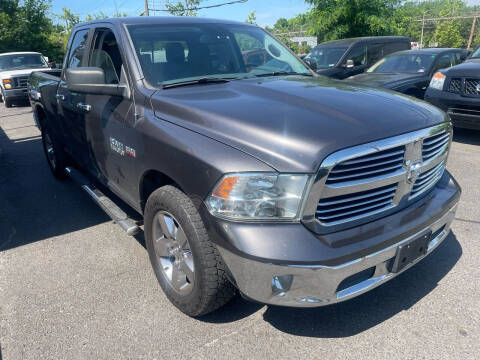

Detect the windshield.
xmin=0 ymin=54 xmax=48 ymax=71
xmin=368 ymin=53 xmax=436 ymax=73
xmin=305 ymin=46 xmax=348 ymax=69
xmin=128 ymin=23 xmax=310 ymax=87
xmin=471 ymin=47 xmax=480 ymax=58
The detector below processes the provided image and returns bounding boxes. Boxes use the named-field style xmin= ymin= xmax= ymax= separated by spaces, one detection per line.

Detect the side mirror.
xmin=49 ymin=62 xmax=57 ymax=69
xmin=304 ymin=58 xmax=317 ymax=71
xmin=65 ymin=67 xmax=129 ymax=98
xmin=344 ymin=59 xmax=355 ymax=68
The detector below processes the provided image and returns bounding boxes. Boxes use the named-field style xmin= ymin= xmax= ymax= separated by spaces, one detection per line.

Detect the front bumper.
xmin=3 ymin=88 xmax=29 ymax=101
xmin=205 ymin=172 xmax=460 ymax=307
xmin=425 ymin=88 xmax=480 ymax=130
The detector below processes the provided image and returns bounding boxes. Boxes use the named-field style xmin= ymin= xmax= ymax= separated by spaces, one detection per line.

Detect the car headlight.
xmin=429 ymin=72 xmax=446 ymax=90
xmin=206 ymin=173 xmax=311 ymax=221
xmin=2 ymin=79 xmax=12 ymax=89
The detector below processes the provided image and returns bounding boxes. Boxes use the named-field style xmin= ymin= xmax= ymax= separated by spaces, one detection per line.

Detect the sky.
xmin=50 ymin=0 xmax=480 ymax=28
xmin=49 ymin=0 xmax=311 ymax=27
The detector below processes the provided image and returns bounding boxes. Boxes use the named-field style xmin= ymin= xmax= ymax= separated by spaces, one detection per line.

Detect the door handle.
xmin=55 ymin=94 xmax=65 ymax=101
xmin=77 ymin=102 xmax=92 ymax=112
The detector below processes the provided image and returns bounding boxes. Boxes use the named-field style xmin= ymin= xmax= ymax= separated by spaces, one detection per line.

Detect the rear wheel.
xmin=144 ymin=185 xmax=235 ymax=316
xmin=41 ymin=126 xmax=67 ymax=179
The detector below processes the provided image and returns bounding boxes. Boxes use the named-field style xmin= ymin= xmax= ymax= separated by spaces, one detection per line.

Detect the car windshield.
xmin=128 ymin=23 xmax=311 ymax=87
xmin=0 ymin=54 xmax=48 ymax=71
xmin=368 ymin=53 xmax=436 ymax=73
xmin=305 ymin=46 xmax=348 ymax=69
xmin=471 ymin=47 xmax=480 ymax=58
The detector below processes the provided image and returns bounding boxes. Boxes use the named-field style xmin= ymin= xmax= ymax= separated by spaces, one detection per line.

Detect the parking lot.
xmin=0 ymin=104 xmax=479 ymax=360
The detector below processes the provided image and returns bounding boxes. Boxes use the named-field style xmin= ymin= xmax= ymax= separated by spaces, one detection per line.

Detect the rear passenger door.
xmin=56 ymin=27 xmax=92 ymax=169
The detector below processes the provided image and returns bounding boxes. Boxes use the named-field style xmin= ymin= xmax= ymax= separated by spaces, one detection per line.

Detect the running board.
xmin=65 ymin=167 xmax=140 ymax=236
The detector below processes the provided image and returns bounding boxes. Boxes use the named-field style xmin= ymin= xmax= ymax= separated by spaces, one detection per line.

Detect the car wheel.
xmin=144 ymin=185 xmax=235 ymax=317
xmin=41 ymin=126 xmax=67 ymax=179
xmin=4 ymin=98 xmax=13 ymax=108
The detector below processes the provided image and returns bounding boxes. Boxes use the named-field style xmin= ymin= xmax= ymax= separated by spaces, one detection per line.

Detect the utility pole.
xmin=467 ymin=16 xmax=477 ymax=50
xmin=420 ymin=13 xmax=425 ymax=49
xmin=144 ymin=0 xmax=150 ymax=16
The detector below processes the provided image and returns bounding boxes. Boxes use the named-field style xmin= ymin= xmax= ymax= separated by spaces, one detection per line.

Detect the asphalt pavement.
xmin=0 ymin=104 xmax=479 ymax=360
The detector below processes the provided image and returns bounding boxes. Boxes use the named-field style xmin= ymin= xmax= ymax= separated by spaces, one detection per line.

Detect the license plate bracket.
xmin=389 ymin=231 xmax=432 ymax=273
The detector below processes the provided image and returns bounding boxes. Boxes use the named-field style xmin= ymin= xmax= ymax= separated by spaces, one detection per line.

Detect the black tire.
xmin=144 ymin=185 xmax=235 ymax=317
xmin=4 ymin=98 xmax=13 ymax=108
xmin=41 ymin=125 xmax=67 ymax=179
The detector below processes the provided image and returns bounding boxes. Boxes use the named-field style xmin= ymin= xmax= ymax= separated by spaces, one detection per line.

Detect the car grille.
xmin=410 ymin=161 xmax=446 ymax=199
xmin=314 ymin=124 xmax=451 ymax=226
xmin=448 ymin=78 xmax=461 ymax=94
xmin=14 ymin=76 xmax=28 ymax=88
xmin=465 ymin=78 xmax=480 ymax=96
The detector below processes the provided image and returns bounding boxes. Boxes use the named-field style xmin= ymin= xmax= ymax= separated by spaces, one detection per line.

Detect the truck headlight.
xmin=2 ymin=79 xmax=12 ymax=89
xmin=429 ymin=72 xmax=446 ymax=90
xmin=206 ymin=173 xmax=311 ymax=220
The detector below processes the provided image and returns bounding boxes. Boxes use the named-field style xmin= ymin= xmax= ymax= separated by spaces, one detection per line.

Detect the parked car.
xmin=0 ymin=52 xmax=50 ymax=107
xmin=303 ymin=36 xmax=411 ymax=79
xmin=424 ymin=46 xmax=480 ymax=130
xmin=29 ymin=17 xmax=460 ymax=316
xmin=347 ymin=48 xmax=469 ymax=99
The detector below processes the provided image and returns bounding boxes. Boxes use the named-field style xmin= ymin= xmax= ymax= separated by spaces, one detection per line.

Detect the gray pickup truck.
xmin=28 ymin=17 xmax=460 ymax=316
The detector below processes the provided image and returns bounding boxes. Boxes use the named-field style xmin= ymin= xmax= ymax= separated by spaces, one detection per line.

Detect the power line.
xmin=149 ymin=0 xmax=248 ymax=13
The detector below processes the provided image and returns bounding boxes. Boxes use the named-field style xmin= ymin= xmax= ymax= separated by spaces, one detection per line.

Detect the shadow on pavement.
xmin=0 ymin=116 xmax=110 ymax=251
xmin=452 ymin=127 xmax=480 ymax=146
xmin=262 ymin=232 xmax=461 ymax=337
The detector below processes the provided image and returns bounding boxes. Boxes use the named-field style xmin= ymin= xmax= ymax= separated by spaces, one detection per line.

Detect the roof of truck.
xmin=0 ymin=52 xmax=42 ymax=56
xmin=76 ymin=16 xmax=251 ymax=27
xmin=315 ymin=36 xmax=410 ymax=48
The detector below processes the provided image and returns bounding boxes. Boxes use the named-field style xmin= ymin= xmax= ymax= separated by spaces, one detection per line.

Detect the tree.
xmin=165 ymin=0 xmax=201 ymax=16
xmin=245 ymin=11 xmax=257 ymax=25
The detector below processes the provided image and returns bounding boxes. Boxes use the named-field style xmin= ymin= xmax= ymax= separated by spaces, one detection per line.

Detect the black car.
xmin=28 ymin=17 xmax=460 ymax=316
xmin=304 ymin=36 xmax=411 ymax=79
xmin=347 ymin=48 xmax=468 ymax=99
xmin=424 ymin=46 xmax=480 ymax=130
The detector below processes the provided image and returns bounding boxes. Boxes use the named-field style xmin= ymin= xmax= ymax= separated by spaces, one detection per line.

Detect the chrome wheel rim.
xmin=152 ymin=211 xmax=195 ymax=295
xmin=44 ymin=133 xmax=56 ymax=169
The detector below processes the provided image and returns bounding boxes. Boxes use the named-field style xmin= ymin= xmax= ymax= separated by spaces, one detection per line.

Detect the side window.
xmin=67 ymin=29 xmax=89 ymax=69
xmin=367 ymin=44 xmax=383 ymax=64
xmin=347 ymin=45 xmax=367 ymax=66
xmin=88 ymin=29 xmax=124 ymax=84
xmin=433 ymin=54 xmax=453 ymax=73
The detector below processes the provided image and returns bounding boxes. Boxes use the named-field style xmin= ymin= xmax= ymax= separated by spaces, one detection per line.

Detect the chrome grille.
xmin=310 ymin=124 xmax=452 ymax=227
xmin=448 ymin=78 xmax=461 ymax=94
xmin=325 ymin=146 xmax=405 ymax=185
xmin=316 ymin=184 xmax=396 ymax=225
xmin=410 ymin=161 xmax=445 ymax=199
xmin=14 ymin=76 xmax=28 ymax=88
xmin=422 ymin=131 xmax=449 ymax=162
xmin=465 ymin=78 xmax=480 ymax=96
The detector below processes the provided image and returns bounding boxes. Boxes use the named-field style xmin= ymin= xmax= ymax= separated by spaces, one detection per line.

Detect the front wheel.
xmin=144 ymin=185 xmax=235 ymax=316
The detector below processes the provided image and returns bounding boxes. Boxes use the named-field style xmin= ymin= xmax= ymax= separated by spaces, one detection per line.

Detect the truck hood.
xmin=444 ymin=59 xmax=480 ymax=76
xmin=151 ymin=76 xmax=447 ymax=173
xmin=347 ymin=72 xmax=426 ymax=89
xmin=0 ymin=68 xmax=48 ymax=80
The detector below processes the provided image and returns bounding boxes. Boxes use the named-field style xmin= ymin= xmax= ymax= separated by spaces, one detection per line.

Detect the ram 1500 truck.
xmin=28 ymin=17 xmax=461 ymax=317
xmin=1 ymin=52 xmax=50 ymax=107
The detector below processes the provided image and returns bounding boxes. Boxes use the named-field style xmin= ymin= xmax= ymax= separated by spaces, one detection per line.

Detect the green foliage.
xmin=165 ymin=0 xmax=201 ymax=16
xmin=245 ymin=10 xmax=257 ymax=25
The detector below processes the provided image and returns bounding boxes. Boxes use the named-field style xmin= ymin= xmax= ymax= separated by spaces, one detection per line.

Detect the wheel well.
xmin=139 ymin=170 xmax=177 ymax=212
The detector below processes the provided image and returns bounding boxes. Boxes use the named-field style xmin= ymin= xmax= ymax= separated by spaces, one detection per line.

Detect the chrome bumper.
xmin=219 ymin=202 xmax=458 ymax=307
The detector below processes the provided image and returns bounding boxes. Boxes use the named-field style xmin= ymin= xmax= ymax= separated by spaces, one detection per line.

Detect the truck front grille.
xmin=448 ymin=78 xmax=462 ymax=94
xmin=314 ymin=124 xmax=451 ymax=226
xmin=465 ymin=79 xmax=480 ymax=96
xmin=14 ymin=76 xmax=28 ymax=88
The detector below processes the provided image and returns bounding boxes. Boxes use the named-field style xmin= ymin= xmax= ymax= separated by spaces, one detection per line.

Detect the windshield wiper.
xmin=162 ymin=77 xmax=231 ymax=89
xmin=251 ymin=71 xmax=313 ymax=78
